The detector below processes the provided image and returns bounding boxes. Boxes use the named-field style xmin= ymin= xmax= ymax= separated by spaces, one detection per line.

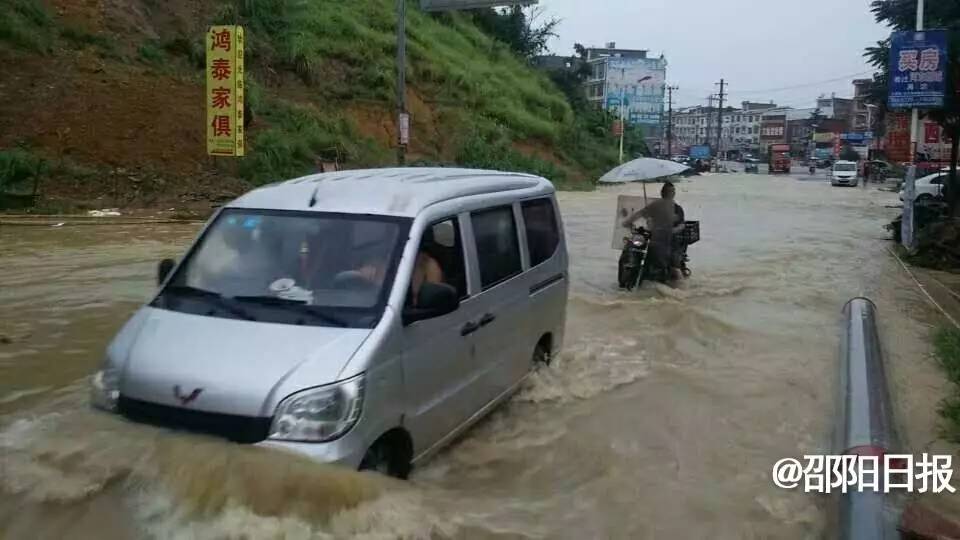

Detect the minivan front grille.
xmin=118 ymin=395 xmax=272 ymax=444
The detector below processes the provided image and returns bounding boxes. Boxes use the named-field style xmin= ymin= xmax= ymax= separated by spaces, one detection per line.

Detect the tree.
xmin=469 ymin=6 xmax=559 ymax=61
xmin=543 ymin=44 xmax=617 ymax=138
xmin=865 ymin=0 xmax=960 ymax=214
xmin=623 ymin=124 xmax=650 ymax=158
xmin=840 ymin=145 xmax=862 ymax=162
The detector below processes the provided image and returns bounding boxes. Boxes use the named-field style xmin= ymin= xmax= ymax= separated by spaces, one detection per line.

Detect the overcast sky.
xmin=540 ymin=0 xmax=892 ymax=108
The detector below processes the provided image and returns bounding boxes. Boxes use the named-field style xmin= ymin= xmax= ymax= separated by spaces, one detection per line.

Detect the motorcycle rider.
xmin=622 ymin=181 xmax=686 ymax=281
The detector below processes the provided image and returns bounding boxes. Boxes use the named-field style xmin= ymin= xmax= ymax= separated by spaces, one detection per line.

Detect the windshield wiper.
xmin=231 ymin=295 xmax=349 ymax=327
xmin=163 ymin=285 xmax=256 ymax=321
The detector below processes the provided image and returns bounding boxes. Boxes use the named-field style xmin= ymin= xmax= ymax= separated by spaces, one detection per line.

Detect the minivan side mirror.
xmin=402 ymin=282 xmax=459 ymax=325
xmin=158 ymin=258 xmax=176 ymax=286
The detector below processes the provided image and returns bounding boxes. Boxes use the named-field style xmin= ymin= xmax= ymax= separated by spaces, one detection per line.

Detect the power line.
xmin=672 ymin=69 xmax=874 ymax=99
xmin=727 ymin=70 xmax=875 ymax=94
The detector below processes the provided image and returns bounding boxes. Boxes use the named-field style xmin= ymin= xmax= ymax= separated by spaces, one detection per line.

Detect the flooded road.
xmin=0 ymin=173 xmax=949 ymax=538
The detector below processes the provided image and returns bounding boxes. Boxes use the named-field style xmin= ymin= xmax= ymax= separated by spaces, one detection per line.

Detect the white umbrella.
xmin=598 ymin=157 xmax=690 ymax=184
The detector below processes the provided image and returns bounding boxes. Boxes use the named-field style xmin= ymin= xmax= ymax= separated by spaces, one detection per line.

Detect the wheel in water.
xmin=533 ymin=343 xmax=551 ymax=368
xmin=359 ymin=438 xmax=410 ymax=479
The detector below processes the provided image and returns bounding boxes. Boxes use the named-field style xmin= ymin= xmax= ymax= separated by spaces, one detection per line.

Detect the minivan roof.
xmin=227 ymin=168 xmax=554 ymax=217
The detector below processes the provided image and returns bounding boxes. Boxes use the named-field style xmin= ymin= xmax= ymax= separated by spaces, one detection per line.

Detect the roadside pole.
xmin=395 ymin=0 xmax=408 ymax=165
xmin=666 ymin=85 xmax=677 ymax=157
xmin=902 ymin=0 xmax=924 ymax=251
xmin=715 ymin=79 xmax=726 ymax=171
xmin=619 ymin=70 xmax=626 ymax=163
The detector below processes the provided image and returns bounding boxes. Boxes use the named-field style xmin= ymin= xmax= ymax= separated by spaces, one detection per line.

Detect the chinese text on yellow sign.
xmin=206 ymin=26 xmax=244 ymax=157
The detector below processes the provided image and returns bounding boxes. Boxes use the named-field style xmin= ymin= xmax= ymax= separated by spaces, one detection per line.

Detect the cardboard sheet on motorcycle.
xmin=611 ymin=195 xmax=661 ymax=250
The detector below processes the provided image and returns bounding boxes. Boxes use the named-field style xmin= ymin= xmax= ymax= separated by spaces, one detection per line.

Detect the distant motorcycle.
xmin=618 ymin=222 xmax=698 ymax=290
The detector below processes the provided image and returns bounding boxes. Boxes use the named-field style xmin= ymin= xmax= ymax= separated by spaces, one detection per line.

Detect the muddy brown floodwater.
xmin=1 ymin=173 xmax=957 ymax=539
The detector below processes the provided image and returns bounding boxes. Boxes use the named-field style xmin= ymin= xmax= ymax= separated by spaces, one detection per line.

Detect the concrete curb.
xmin=900 ymin=502 xmax=960 ymax=539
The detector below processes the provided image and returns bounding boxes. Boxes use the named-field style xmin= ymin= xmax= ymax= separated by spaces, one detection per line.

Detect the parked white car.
xmin=898 ymin=171 xmax=947 ymax=201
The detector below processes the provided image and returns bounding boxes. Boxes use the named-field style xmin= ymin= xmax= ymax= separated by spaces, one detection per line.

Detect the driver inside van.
xmin=410 ymin=227 xmax=444 ymax=306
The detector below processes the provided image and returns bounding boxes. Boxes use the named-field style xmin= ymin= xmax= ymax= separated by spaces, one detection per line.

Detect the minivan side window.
xmin=521 ymin=198 xmax=559 ymax=267
xmin=471 ymin=206 xmax=522 ymax=290
xmin=409 ymin=217 xmax=468 ymax=304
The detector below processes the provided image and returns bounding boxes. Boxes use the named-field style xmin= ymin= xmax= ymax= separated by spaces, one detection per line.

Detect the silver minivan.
xmin=830 ymin=160 xmax=859 ymax=186
xmin=91 ymin=168 xmax=568 ymax=477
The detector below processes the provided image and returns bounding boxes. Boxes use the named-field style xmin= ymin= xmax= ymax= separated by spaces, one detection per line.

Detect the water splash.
xmin=516 ymin=338 xmax=650 ymax=404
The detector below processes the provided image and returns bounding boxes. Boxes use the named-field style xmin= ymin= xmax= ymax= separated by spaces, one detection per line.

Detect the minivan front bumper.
xmin=115 ymin=392 xmax=369 ymax=469
xmin=832 ymin=176 xmax=857 ymax=185
xmin=258 ymin=434 xmax=368 ymax=469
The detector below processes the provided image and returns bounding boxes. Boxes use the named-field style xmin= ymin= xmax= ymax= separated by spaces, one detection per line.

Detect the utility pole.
xmin=704 ymin=95 xmax=715 ymax=146
xmin=715 ymin=78 xmax=726 ymax=170
xmin=618 ymin=68 xmax=626 ymax=163
xmin=902 ymin=0 xmax=924 ymax=250
xmin=666 ymin=85 xmax=678 ymax=157
xmin=395 ymin=0 xmax=408 ymax=165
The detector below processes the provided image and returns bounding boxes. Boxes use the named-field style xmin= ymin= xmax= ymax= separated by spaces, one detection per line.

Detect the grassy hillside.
xmin=0 ymin=0 xmax=621 ymax=209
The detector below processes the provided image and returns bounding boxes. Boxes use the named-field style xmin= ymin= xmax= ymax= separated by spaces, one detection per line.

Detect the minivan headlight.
xmin=268 ymin=375 xmax=365 ymax=442
xmin=91 ymin=366 xmax=120 ymax=412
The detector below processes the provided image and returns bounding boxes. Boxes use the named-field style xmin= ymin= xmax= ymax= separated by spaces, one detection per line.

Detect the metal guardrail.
xmin=837 ymin=298 xmax=900 ymax=540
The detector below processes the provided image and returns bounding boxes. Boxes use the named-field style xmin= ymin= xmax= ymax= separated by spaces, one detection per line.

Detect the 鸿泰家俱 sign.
xmin=206 ymin=25 xmax=245 ymax=157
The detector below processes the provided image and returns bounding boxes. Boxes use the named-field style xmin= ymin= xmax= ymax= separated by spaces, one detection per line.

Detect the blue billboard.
xmin=889 ymin=30 xmax=948 ymax=109
xmin=689 ymin=145 xmax=711 ymax=159
xmin=840 ymin=133 xmax=874 ymax=144
xmin=813 ymin=148 xmax=833 ymax=160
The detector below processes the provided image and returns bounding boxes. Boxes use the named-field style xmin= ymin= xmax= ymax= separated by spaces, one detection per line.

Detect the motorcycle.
xmin=617 ymin=226 xmax=651 ymax=290
xmin=618 ymin=222 xmax=698 ymax=290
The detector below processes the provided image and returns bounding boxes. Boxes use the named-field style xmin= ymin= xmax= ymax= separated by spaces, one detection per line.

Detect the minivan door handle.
xmin=460 ymin=321 xmax=480 ymax=336
xmin=479 ymin=313 xmax=496 ymax=327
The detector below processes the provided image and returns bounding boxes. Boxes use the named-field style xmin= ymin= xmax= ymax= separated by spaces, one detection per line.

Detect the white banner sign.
xmin=420 ymin=0 xmax=537 ymax=11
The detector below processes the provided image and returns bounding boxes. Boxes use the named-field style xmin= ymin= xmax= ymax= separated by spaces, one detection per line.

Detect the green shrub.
xmin=934 ymin=327 xmax=960 ymax=442
xmin=239 ymin=99 xmax=387 ymax=185
xmin=0 ymin=0 xmax=54 ymax=51
xmin=137 ymin=40 xmax=165 ymax=63
xmin=162 ymin=35 xmax=205 ymax=68
xmin=455 ymin=124 xmax=567 ymax=184
xmin=60 ymin=26 xmax=111 ymax=48
xmin=0 ymin=148 xmax=47 ymax=193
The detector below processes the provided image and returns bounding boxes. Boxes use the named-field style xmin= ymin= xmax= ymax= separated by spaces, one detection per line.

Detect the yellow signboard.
xmin=812 ymin=132 xmax=835 ymax=144
xmin=206 ymin=25 xmax=244 ymax=157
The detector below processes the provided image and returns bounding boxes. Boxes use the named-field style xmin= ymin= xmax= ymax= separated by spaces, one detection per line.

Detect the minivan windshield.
xmin=834 ymin=163 xmax=857 ymax=172
xmin=153 ymin=209 xmax=410 ymax=328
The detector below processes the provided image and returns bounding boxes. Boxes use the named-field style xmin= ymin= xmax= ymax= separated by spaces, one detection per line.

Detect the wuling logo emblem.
xmin=173 ymin=385 xmax=203 ymax=406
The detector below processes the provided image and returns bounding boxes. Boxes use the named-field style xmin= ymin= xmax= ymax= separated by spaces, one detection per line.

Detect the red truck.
xmin=768 ymin=144 xmax=791 ymax=174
